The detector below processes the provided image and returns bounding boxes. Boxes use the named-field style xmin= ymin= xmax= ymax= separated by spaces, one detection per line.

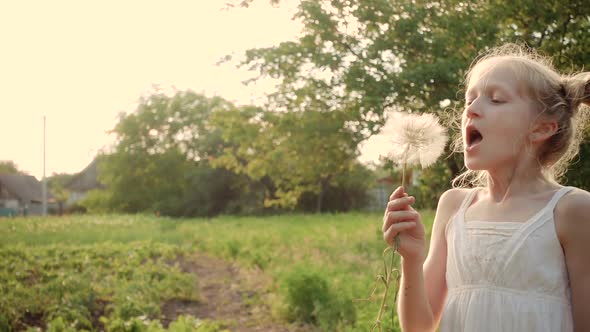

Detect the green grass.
xmin=0 ymin=211 xmax=435 ymax=332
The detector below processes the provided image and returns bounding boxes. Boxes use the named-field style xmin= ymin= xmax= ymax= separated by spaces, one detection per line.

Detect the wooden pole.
xmin=42 ymin=116 xmax=47 ymax=216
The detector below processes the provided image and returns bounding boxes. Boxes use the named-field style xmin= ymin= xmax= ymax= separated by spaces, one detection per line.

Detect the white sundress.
xmin=440 ymin=186 xmax=574 ymax=332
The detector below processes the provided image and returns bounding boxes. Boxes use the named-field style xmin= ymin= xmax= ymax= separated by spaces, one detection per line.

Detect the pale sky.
xmin=1 ymin=1 xmax=381 ymax=179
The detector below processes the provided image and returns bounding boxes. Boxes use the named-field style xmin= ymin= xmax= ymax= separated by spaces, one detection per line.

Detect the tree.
xmin=0 ymin=161 xmax=21 ymax=174
xmin=47 ymin=173 xmax=75 ymax=215
xmin=212 ymin=99 xmax=361 ymax=212
xmin=297 ymin=161 xmax=375 ymax=212
xmin=563 ymin=128 xmax=590 ymax=191
xmin=230 ymin=0 xmax=590 ymax=183
xmin=96 ymin=90 xmax=245 ymax=217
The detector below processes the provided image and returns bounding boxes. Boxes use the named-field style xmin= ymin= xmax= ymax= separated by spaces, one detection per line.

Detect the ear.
xmin=530 ymin=119 xmax=558 ymax=143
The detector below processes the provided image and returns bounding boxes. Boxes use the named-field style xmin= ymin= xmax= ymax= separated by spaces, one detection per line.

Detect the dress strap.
xmin=445 ymin=188 xmax=479 ymax=237
xmin=512 ymin=186 xmax=575 ymax=233
xmin=545 ymin=186 xmax=575 ymax=212
xmin=458 ymin=187 xmax=479 ymax=214
xmin=494 ymin=186 xmax=575 ymax=283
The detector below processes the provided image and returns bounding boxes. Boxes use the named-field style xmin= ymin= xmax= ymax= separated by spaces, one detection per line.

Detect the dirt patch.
xmin=16 ymin=312 xmax=45 ymax=331
xmin=162 ymin=252 xmax=314 ymax=332
xmin=90 ymin=299 xmax=108 ymax=331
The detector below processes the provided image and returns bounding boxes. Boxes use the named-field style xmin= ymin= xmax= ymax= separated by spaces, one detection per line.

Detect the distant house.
xmin=0 ymin=173 xmax=54 ymax=216
xmin=65 ymin=158 xmax=104 ymax=206
xmin=368 ymin=170 xmax=421 ymax=211
xmin=368 ymin=176 xmax=396 ymax=211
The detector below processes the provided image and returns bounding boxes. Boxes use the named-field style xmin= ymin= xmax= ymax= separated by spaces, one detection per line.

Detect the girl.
xmin=382 ymin=43 xmax=590 ymax=332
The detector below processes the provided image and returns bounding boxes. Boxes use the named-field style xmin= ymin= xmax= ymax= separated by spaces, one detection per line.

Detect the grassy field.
xmin=0 ymin=211 xmax=435 ymax=332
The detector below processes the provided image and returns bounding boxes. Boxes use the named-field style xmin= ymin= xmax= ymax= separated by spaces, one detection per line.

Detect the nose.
xmin=464 ymin=99 xmax=482 ymax=119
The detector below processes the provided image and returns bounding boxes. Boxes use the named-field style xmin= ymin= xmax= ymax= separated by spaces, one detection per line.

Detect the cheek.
xmin=498 ymin=123 xmax=524 ymax=137
xmin=490 ymin=127 xmax=528 ymax=150
xmin=491 ymin=113 xmax=531 ymax=140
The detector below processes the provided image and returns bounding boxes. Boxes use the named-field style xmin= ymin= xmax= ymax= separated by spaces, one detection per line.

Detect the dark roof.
xmin=0 ymin=174 xmax=51 ymax=202
xmin=66 ymin=158 xmax=103 ymax=192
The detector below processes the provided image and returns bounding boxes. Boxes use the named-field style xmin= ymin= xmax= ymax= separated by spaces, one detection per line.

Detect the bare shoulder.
xmin=436 ymin=188 xmax=471 ymax=217
xmin=554 ymin=187 xmax=590 ymax=244
xmin=432 ymin=188 xmax=472 ymax=230
xmin=554 ymin=188 xmax=590 ymax=329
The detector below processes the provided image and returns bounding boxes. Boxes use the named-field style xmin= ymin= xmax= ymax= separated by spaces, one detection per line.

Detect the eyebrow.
xmin=465 ymin=83 xmax=512 ymax=98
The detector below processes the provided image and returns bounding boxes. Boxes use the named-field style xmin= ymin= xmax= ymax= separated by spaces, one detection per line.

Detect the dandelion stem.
xmin=401 ymin=145 xmax=409 ymax=188
xmin=375 ymin=247 xmax=394 ymax=328
xmin=401 ymin=163 xmax=406 ymax=188
xmin=368 ymin=111 xmax=447 ymax=330
xmin=394 ymin=147 xmax=409 ymax=249
xmin=377 ymin=147 xmax=408 ymax=329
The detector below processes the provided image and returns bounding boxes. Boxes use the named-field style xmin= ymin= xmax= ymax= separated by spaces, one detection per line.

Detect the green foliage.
xmin=98 ymin=315 xmax=227 ymax=332
xmin=179 ymin=166 xmax=246 ymax=217
xmin=80 ymin=188 xmax=113 ymax=214
xmin=168 ymin=316 xmax=229 ymax=332
xmin=298 ymin=162 xmax=375 ymax=212
xmin=1 ymin=213 xmax=436 ymax=331
xmin=0 ymin=160 xmax=21 ymax=174
xmin=0 ymin=242 xmax=196 ymax=331
xmin=233 ymin=0 xmax=590 ymax=196
xmin=282 ymin=267 xmax=356 ymax=330
xmin=47 ymin=316 xmax=78 ymax=332
xmin=212 ymin=104 xmax=363 ymax=212
xmin=91 ymin=90 xmax=247 ymax=217
xmin=564 ymin=129 xmax=590 ymax=191
xmin=47 ymin=173 xmax=75 ymax=204
xmin=225 ymin=240 xmax=241 ymax=260
xmin=235 ymin=0 xmax=498 ymax=137
xmin=411 ymin=160 xmax=453 ymax=210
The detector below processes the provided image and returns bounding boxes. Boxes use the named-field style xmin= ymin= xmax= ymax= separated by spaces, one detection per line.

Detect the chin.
xmin=465 ymin=164 xmax=485 ymax=171
xmin=464 ymin=157 xmax=486 ymax=171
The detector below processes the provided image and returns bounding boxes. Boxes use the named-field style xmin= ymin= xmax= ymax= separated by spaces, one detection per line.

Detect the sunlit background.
xmin=1 ymin=1 xmax=361 ymax=179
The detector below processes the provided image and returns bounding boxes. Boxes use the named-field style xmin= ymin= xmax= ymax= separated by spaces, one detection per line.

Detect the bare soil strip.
xmin=162 ymin=252 xmax=313 ymax=332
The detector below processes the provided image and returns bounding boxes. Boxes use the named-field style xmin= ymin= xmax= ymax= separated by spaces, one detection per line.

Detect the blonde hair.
xmin=450 ymin=43 xmax=590 ymax=187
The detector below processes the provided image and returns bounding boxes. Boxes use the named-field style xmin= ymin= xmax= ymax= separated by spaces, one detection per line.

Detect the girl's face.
xmin=462 ymin=59 xmax=537 ymax=171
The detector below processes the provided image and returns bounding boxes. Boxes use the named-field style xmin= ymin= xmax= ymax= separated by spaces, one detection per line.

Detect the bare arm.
xmin=397 ymin=188 xmax=466 ymax=332
xmin=555 ymin=189 xmax=590 ymax=332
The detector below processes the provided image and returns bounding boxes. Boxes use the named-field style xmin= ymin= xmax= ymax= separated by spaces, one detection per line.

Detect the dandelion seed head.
xmin=381 ymin=111 xmax=448 ymax=168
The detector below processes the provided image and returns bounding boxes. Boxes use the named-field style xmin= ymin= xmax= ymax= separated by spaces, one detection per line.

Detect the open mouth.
xmin=466 ymin=125 xmax=483 ymax=149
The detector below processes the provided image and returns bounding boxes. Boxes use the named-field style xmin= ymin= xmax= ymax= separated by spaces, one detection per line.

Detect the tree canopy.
xmin=0 ymin=161 xmax=22 ymax=174
xmin=89 ymin=89 xmax=372 ymax=216
xmin=85 ymin=1 xmax=590 ymax=216
xmin=212 ymin=102 xmax=365 ymax=211
xmin=229 ymin=0 xmax=590 ymax=179
xmin=91 ymin=90 xmax=242 ymax=216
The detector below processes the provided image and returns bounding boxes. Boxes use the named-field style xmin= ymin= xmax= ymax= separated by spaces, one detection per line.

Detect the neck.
xmin=484 ymin=161 xmax=557 ymax=203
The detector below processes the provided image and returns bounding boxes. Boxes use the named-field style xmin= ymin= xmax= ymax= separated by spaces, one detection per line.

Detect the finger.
xmin=383 ymin=210 xmax=419 ymax=232
xmin=383 ymin=210 xmax=419 ymax=230
xmin=389 ymin=186 xmax=405 ymax=201
xmin=386 ymin=196 xmax=415 ymax=212
xmin=383 ymin=221 xmax=416 ymax=247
